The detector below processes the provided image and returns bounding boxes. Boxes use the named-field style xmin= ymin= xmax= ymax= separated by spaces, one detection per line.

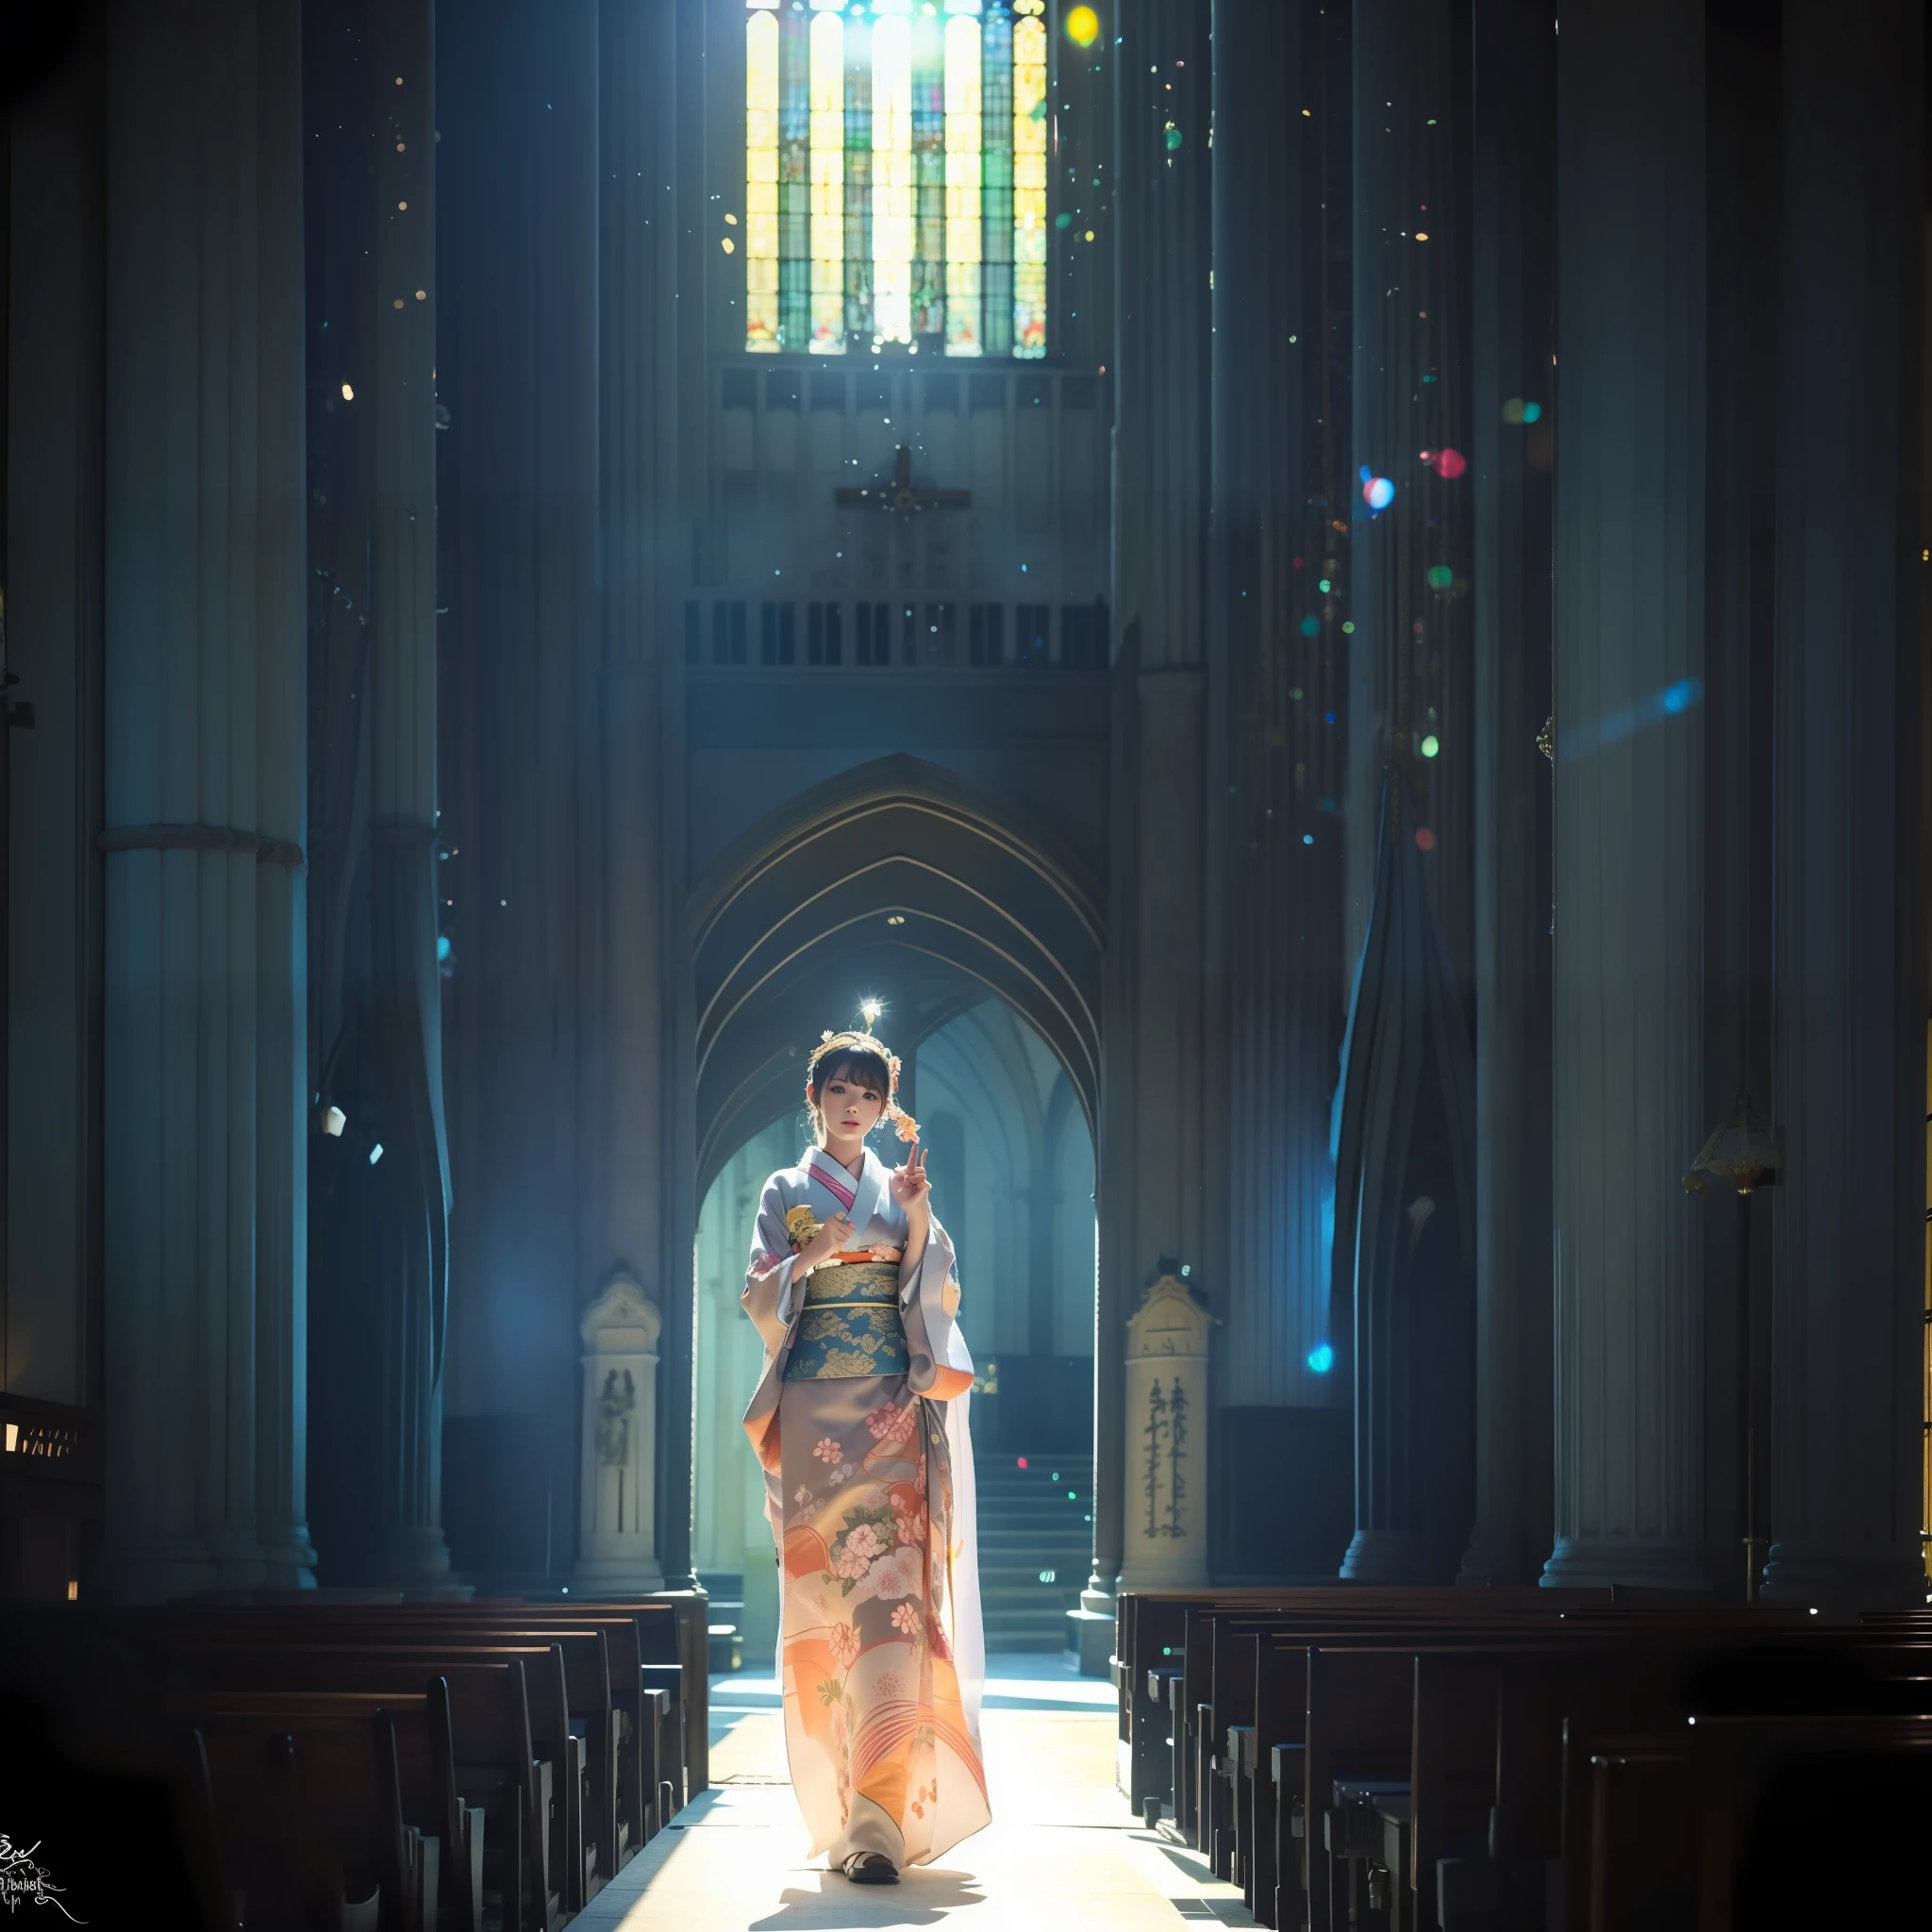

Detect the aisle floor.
xmin=575 ymin=1653 xmax=1259 ymax=1931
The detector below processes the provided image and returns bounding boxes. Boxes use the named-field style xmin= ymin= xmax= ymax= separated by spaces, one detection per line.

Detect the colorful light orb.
xmin=1502 ymin=397 xmax=1527 ymax=425
xmin=1362 ymin=474 xmax=1395 ymax=513
xmin=1414 ymin=825 xmax=1438 ymax=851
xmin=1431 ymin=446 xmax=1468 ymax=479
xmin=1064 ymin=3 xmax=1100 ymax=44
xmin=1299 ymin=614 xmax=1321 ymax=638
xmin=1302 ymin=833 xmax=1314 ymax=846
xmin=1420 ymin=733 xmax=1441 ymax=758
xmin=1524 ymin=402 xmax=1542 ymax=423
xmin=1307 ymin=1341 xmax=1336 ymax=1374
xmin=1164 ymin=122 xmax=1184 ymax=152
xmin=1425 ymin=564 xmax=1454 ymax=591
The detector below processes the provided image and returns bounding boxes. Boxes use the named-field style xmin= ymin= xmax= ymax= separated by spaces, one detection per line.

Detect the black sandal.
xmin=841 ymin=1852 xmax=900 ymax=1885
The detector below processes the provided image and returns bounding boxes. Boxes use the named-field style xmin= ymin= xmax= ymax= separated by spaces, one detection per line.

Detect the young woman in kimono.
xmin=741 ymin=1027 xmax=990 ymax=1884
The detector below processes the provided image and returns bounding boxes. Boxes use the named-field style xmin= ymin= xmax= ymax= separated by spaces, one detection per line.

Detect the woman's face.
xmin=818 ymin=1066 xmax=887 ymax=1143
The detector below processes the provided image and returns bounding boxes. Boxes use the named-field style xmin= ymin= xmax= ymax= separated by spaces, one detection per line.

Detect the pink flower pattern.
xmin=864 ymin=1401 xmax=918 ymax=1445
xmin=891 ymin=1491 xmax=928 ymax=1547
xmin=812 ymin=1437 xmax=841 ymax=1464
xmin=869 ymin=1547 xmax=919 ymax=1599
xmin=891 ymin=1601 xmax=922 ymax=1637
xmin=827 ymin=1622 xmax=860 ymax=1670
xmin=833 ymin=1519 xmax=885 ymax=1581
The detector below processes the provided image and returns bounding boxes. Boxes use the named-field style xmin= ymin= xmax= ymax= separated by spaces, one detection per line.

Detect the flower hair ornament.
xmin=806 ymin=1027 xmax=923 ymax=1143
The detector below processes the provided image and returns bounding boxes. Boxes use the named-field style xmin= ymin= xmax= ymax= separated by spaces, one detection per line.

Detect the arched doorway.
xmin=685 ymin=756 xmax=1106 ymax=1658
xmin=689 ymin=754 xmax=1102 ymax=1198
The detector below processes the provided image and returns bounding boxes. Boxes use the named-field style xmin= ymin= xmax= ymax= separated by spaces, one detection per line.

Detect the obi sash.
xmin=783 ymin=1259 xmax=909 ymax=1380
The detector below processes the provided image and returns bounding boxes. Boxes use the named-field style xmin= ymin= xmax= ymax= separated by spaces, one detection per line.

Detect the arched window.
xmin=745 ymin=0 xmax=1047 ymax=358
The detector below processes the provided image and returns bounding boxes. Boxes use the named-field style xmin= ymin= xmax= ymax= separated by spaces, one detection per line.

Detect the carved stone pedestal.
xmin=574 ymin=1274 xmax=664 ymax=1593
xmin=1119 ymin=1274 xmax=1213 ymax=1590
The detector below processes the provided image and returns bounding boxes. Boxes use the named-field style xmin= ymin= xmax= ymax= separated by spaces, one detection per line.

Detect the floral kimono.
xmin=741 ymin=1144 xmax=990 ymax=1870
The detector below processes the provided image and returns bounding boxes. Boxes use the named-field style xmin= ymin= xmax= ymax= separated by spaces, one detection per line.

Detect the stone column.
xmin=1541 ymin=0 xmax=1709 ymax=1591
xmin=1095 ymin=0 xmax=1211 ymax=1612
xmin=1210 ymin=0 xmax=1346 ymax=1434
xmin=1347 ymin=0 xmax=1474 ymax=998
xmin=1119 ymin=1274 xmax=1213 ymax=1587
xmin=252 ymin=0 xmax=320 ymax=1590
xmin=364 ymin=0 xmax=461 ymax=1593
xmin=575 ymin=1274 xmax=666 ymax=1591
xmin=1760 ymin=0 xmax=1925 ymax=1609
xmin=598 ymin=0 xmax=692 ymax=1589
xmin=1458 ymin=0 xmax=1555 ymax=1587
xmin=97 ymin=0 xmax=314 ymax=1600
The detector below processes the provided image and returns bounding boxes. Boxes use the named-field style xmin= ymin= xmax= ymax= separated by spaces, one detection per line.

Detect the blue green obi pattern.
xmin=784 ymin=1260 xmax=909 ymax=1380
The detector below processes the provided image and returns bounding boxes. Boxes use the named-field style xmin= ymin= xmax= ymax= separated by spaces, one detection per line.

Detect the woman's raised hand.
xmin=890 ymin=1143 xmax=931 ymax=1224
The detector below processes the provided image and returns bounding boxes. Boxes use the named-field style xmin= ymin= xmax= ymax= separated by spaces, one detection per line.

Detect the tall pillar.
xmin=598 ymin=0 xmax=693 ymax=1590
xmin=1458 ymin=0 xmax=1555 ymax=1586
xmin=436 ymin=0 xmax=604 ymax=1589
xmin=253 ymin=0 xmax=320 ymax=1591
xmin=1208 ymin=0 xmax=1351 ymax=1575
xmin=98 ymin=0 xmax=314 ymax=1600
xmin=364 ymin=0 xmax=461 ymax=1593
xmin=1541 ymin=0 xmax=1709 ymax=1591
xmin=1099 ymin=0 xmax=1212 ymax=1609
xmin=1760 ymin=0 xmax=1924 ymax=1609
xmin=1346 ymin=0 xmax=1474 ymax=1000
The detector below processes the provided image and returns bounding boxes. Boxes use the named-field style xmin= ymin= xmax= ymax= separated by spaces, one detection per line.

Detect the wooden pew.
xmin=1127 ymin=1586 xmax=1932 ymax=1932
xmin=1249 ymin=1612 xmax=1816 ymax=1932
xmin=258 ymin=1600 xmax=697 ymax=1816
xmin=167 ymin=1645 xmax=568 ymax=1932
xmin=190 ymin=1727 xmax=351 ymax=1932
xmin=173 ymin=1654 xmax=548 ymax=1932
xmin=192 ymin=1700 xmax=437 ymax=1932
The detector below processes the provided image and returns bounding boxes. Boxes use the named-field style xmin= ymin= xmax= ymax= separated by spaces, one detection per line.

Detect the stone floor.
xmin=574 ymin=1653 xmax=1258 ymax=1931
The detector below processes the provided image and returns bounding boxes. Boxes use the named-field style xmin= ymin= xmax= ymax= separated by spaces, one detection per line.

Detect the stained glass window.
xmin=746 ymin=0 xmax=1050 ymax=358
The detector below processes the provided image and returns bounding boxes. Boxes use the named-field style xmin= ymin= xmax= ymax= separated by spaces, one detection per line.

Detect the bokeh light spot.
xmin=1307 ymin=1342 xmax=1335 ymax=1374
xmin=1065 ymin=3 xmax=1100 ymax=45
xmin=1431 ymin=447 xmax=1467 ymax=479
xmin=1420 ymin=734 xmax=1441 ymax=758
xmin=1425 ymin=564 xmax=1453 ymax=591
xmin=1299 ymin=614 xmax=1321 ymax=638
xmin=1414 ymin=825 xmax=1437 ymax=851
xmin=1362 ymin=475 xmax=1395 ymax=513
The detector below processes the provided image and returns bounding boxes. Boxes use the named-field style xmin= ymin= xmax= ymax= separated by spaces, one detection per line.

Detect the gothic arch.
xmin=689 ymin=755 xmax=1105 ymax=1196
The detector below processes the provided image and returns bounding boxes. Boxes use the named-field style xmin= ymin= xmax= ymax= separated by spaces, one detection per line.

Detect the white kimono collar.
xmin=804 ymin=1145 xmax=890 ymax=1239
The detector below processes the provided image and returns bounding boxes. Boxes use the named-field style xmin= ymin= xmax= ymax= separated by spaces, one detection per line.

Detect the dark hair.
xmin=810 ymin=1048 xmax=891 ymax=1105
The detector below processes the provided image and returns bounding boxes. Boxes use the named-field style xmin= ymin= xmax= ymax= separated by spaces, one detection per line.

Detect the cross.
xmin=835 ymin=444 xmax=971 ymax=516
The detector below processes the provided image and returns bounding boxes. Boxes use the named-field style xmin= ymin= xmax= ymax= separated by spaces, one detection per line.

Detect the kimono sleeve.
xmin=741 ymin=1174 xmax=804 ymax=1355
xmin=900 ymin=1210 xmax=974 ymax=1401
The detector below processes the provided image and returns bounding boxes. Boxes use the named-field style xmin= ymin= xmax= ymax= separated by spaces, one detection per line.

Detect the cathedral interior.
xmin=1 ymin=0 xmax=1931 ymax=1925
